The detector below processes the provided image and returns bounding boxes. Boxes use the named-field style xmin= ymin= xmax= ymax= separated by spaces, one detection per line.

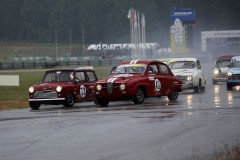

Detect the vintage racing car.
xmin=95 ymin=59 xmax=182 ymax=106
xmin=227 ymin=56 xmax=240 ymax=90
xmin=168 ymin=58 xmax=206 ymax=93
xmin=212 ymin=55 xmax=237 ymax=84
xmin=28 ymin=67 xmax=98 ymax=110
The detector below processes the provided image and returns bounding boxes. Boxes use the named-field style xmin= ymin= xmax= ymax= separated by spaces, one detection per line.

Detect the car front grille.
xmin=232 ymin=74 xmax=240 ymax=80
xmin=100 ymin=83 xmax=120 ymax=94
xmin=175 ymin=75 xmax=188 ymax=81
xmin=34 ymin=90 xmax=58 ymax=99
xmin=107 ymin=83 xmax=113 ymax=94
xmin=216 ymin=73 xmax=227 ymax=78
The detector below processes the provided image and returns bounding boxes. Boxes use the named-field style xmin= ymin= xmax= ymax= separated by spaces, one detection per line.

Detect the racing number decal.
xmin=155 ymin=79 xmax=161 ymax=92
xmin=80 ymin=85 xmax=86 ymax=98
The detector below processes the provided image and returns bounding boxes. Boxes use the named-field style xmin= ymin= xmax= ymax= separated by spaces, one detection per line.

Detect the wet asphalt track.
xmin=1 ymin=53 xmax=240 ymax=160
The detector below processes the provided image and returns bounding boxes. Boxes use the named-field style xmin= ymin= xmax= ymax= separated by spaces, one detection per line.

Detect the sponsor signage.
xmin=170 ymin=8 xmax=195 ymax=24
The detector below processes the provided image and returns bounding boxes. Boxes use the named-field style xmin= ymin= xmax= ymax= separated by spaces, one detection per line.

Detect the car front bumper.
xmin=181 ymin=80 xmax=194 ymax=89
xmin=212 ymin=73 xmax=227 ymax=82
xmin=96 ymin=89 xmax=133 ymax=101
xmin=29 ymin=98 xmax=65 ymax=102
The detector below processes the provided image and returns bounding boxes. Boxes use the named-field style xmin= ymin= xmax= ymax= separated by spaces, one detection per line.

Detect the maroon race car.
xmin=28 ymin=67 xmax=97 ymax=110
xmin=95 ymin=59 xmax=183 ymax=106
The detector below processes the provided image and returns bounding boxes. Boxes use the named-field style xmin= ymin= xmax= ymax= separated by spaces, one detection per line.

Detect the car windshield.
xmin=169 ymin=61 xmax=195 ymax=69
xmin=229 ymin=61 xmax=240 ymax=68
xmin=215 ymin=59 xmax=231 ymax=67
xmin=42 ymin=71 xmax=73 ymax=82
xmin=113 ymin=64 xmax=147 ymax=74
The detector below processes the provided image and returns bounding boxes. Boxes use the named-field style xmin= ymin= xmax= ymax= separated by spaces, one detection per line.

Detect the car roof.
xmin=169 ymin=57 xmax=197 ymax=62
xmin=120 ymin=59 xmax=166 ymax=65
xmin=231 ymin=56 xmax=240 ymax=62
xmin=46 ymin=67 xmax=94 ymax=72
xmin=218 ymin=55 xmax=238 ymax=59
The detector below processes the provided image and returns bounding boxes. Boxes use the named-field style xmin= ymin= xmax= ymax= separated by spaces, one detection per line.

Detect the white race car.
xmin=227 ymin=56 xmax=240 ymax=90
xmin=212 ymin=55 xmax=236 ymax=84
xmin=168 ymin=58 xmax=206 ymax=93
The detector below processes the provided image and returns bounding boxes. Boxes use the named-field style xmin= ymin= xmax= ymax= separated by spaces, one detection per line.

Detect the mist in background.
xmin=0 ymin=0 xmax=240 ymax=55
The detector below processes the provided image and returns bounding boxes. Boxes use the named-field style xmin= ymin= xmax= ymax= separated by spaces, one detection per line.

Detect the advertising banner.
xmin=170 ymin=9 xmax=195 ymax=53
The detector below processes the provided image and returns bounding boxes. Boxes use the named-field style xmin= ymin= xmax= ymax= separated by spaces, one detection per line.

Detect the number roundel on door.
xmin=155 ymin=79 xmax=161 ymax=92
xmin=80 ymin=85 xmax=86 ymax=98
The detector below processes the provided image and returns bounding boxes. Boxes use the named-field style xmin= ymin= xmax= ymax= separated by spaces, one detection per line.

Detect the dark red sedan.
xmin=95 ymin=59 xmax=182 ymax=106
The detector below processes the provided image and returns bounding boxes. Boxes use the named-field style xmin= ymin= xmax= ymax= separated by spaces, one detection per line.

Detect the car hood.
xmin=171 ymin=69 xmax=194 ymax=76
xmin=33 ymin=82 xmax=73 ymax=91
xmin=98 ymin=73 xmax=139 ymax=83
xmin=214 ymin=67 xmax=228 ymax=73
xmin=228 ymin=68 xmax=240 ymax=74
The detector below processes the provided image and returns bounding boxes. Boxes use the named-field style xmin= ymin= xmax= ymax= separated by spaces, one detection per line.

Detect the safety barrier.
xmin=0 ymin=59 xmax=124 ymax=69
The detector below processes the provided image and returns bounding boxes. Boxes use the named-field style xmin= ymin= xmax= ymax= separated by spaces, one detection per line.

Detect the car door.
xmin=75 ymin=71 xmax=96 ymax=101
xmin=158 ymin=63 xmax=172 ymax=95
xmin=147 ymin=63 xmax=167 ymax=97
xmin=84 ymin=71 xmax=97 ymax=100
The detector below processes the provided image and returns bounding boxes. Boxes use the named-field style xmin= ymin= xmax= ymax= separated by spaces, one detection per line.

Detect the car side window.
xmin=76 ymin=72 xmax=86 ymax=81
xmin=197 ymin=60 xmax=201 ymax=69
xmin=159 ymin=64 xmax=169 ymax=74
xmin=86 ymin=71 xmax=97 ymax=82
xmin=148 ymin=64 xmax=159 ymax=73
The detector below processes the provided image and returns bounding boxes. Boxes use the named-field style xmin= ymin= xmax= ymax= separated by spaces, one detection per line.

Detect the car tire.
xmin=132 ymin=88 xmax=145 ymax=104
xmin=64 ymin=93 xmax=75 ymax=107
xmin=167 ymin=88 xmax=178 ymax=101
xmin=201 ymin=86 xmax=205 ymax=92
xmin=95 ymin=98 xmax=109 ymax=106
xmin=227 ymin=82 xmax=233 ymax=90
xmin=29 ymin=101 xmax=41 ymax=110
xmin=194 ymin=79 xmax=201 ymax=93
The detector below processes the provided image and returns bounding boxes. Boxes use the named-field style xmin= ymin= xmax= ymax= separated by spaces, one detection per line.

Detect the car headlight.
xmin=96 ymin=84 xmax=102 ymax=91
xmin=214 ymin=69 xmax=219 ymax=75
xmin=29 ymin=87 xmax=34 ymax=93
xmin=227 ymin=72 xmax=232 ymax=77
xmin=187 ymin=76 xmax=192 ymax=81
xmin=56 ymin=86 xmax=62 ymax=92
xmin=119 ymin=84 xmax=126 ymax=90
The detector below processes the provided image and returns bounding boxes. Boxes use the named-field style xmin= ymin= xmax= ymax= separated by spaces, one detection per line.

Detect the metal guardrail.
xmin=0 ymin=59 xmax=124 ymax=69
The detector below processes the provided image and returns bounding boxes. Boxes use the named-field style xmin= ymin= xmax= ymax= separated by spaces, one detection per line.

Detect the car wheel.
xmin=227 ymin=82 xmax=233 ymax=90
xmin=201 ymin=86 xmax=205 ymax=92
xmin=64 ymin=93 xmax=75 ymax=107
xmin=132 ymin=88 xmax=145 ymax=104
xmin=167 ymin=88 xmax=178 ymax=101
xmin=95 ymin=98 xmax=109 ymax=106
xmin=194 ymin=79 xmax=201 ymax=93
xmin=29 ymin=101 xmax=41 ymax=110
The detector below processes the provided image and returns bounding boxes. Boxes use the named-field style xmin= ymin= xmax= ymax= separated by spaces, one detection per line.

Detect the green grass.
xmin=178 ymin=141 xmax=240 ymax=160
xmin=0 ymin=42 xmax=84 ymax=61
xmin=0 ymin=71 xmax=44 ymax=101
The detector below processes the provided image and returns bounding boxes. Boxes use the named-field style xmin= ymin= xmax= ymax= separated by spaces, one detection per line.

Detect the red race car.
xmin=28 ymin=67 xmax=98 ymax=110
xmin=95 ymin=59 xmax=182 ymax=106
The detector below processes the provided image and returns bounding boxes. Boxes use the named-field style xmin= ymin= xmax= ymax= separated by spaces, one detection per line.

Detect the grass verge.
xmin=179 ymin=141 xmax=240 ymax=160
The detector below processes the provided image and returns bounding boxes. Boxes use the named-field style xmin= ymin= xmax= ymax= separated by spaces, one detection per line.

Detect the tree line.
xmin=0 ymin=0 xmax=239 ymax=45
